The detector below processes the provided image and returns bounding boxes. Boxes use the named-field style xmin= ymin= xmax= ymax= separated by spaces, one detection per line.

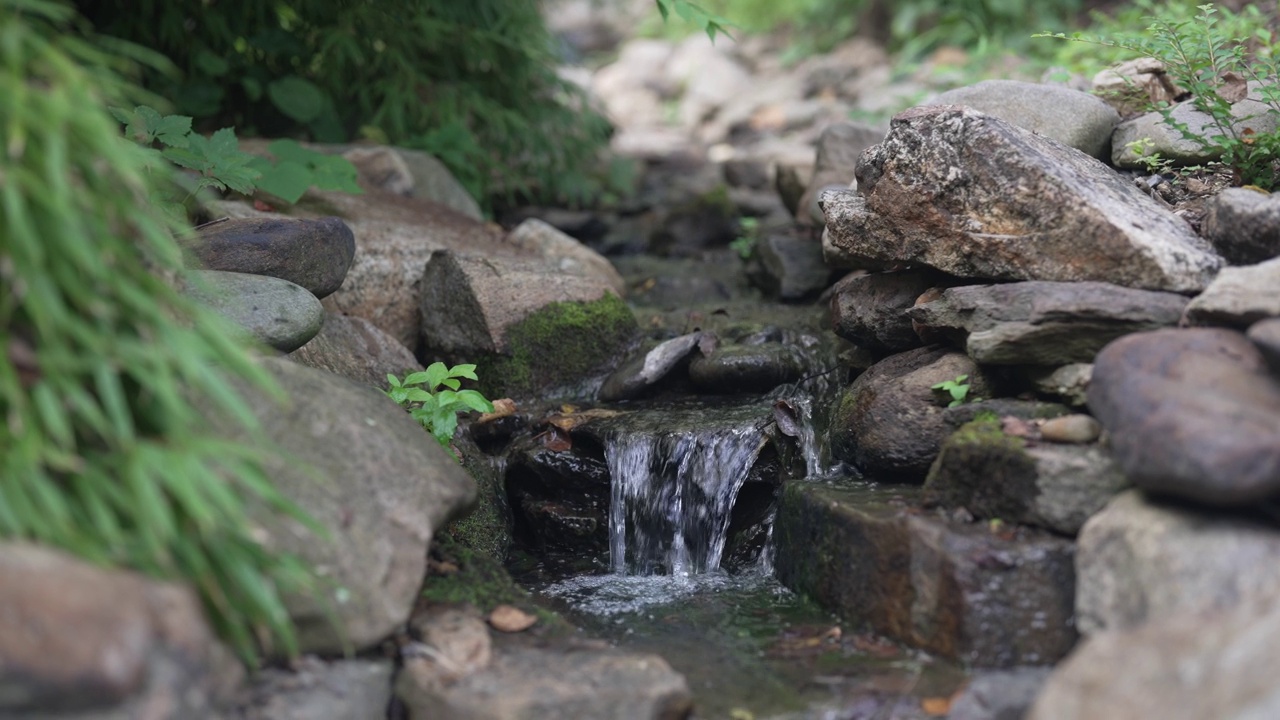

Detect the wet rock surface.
xmin=775 ymin=482 xmax=1078 ymax=667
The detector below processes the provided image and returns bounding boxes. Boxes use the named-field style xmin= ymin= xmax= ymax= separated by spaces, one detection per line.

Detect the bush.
xmin=74 ymin=0 xmax=615 ymax=209
xmin=1 ymin=0 xmax=315 ymax=664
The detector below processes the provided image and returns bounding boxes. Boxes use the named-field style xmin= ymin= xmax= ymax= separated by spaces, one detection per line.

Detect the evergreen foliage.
xmin=1 ymin=0 xmax=316 ymax=663
xmin=75 ymin=0 xmax=615 ymax=208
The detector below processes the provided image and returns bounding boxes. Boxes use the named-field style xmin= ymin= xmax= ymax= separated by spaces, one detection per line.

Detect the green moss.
xmin=923 ymin=417 xmax=1036 ymax=522
xmin=424 ymin=535 xmax=570 ymax=633
xmin=478 ymin=293 xmax=638 ymax=399
xmin=445 ymin=438 xmax=512 ymax=562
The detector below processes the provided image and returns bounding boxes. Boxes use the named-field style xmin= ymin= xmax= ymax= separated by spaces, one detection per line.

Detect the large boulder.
xmin=184 ymin=216 xmax=355 ymax=299
xmin=1088 ymin=328 xmax=1280 ymax=505
xmin=926 ymin=79 xmax=1120 ymax=159
xmin=907 ymin=280 xmax=1189 ymax=365
xmin=1028 ymin=592 xmax=1280 ymax=720
xmin=1074 ymin=490 xmax=1280 ymax=635
xmin=828 ymin=345 xmax=999 ymax=481
xmin=419 ymin=250 xmax=639 ymax=399
xmin=288 ymin=311 xmax=423 ymax=389
xmin=822 ymin=105 xmax=1223 ymax=292
xmin=0 ymin=543 xmax=241 ymax=719
xmin=213 ymin=357 xmax=476 ymax=654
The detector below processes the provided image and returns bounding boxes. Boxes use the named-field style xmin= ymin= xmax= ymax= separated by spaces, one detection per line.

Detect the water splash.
xmin=606 ymin=417 xmax=765 ymax=575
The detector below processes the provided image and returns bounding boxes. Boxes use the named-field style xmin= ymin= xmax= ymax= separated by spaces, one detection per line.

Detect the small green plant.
xmin=1125 ymin=136 xmax=1172 ymax=174
xmin=931 ymin=374 xmax=974 ymax=407
xmin=655 ymin=0 xmax=735 ymax=41
xmin=385 ymin=363 xmax=495 ymax=452
xmin=114 ymin=105 xmax=362 ymax=204
xmin=1037 ymin=3 xmax=1280 ymax=188
xmin=729 ymin=216 xmax=760 ymax=260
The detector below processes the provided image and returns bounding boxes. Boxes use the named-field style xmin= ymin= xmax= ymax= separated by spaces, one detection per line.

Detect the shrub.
xmin=75 ymin=0 xmax=615 ymax=209
xmin=1 ymin=0 xmax=315 ymax=664
xmin=1039 ymin=2 xmax=1280 ymax=188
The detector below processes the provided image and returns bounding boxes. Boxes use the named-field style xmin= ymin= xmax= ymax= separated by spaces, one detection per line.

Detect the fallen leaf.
xmin=545 ymin=408 xmax=623 ymax=431
xmin=772 ymin=399 xmax=802 ymax=438
xmin=488 ymin=604 xmax=537 ymax=633
xmin=921 ymin=696 xmax=953 ymax=716
xmin=476 ymin=398 xmax=517 ymax=424
xmin=253 ymin=199 xmax=276 ymax=212
xmin=535 ymin=427 xmax=573 ymax=452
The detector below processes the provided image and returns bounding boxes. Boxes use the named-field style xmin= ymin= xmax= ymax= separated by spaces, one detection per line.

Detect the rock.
xmin=312 ymin=194 xmax=508 ymax=354
xmin=1201 ymin=187 xmax=1280 ymax=265
xmin=1183 ymin=256 xmax=1280 ymax=328
xmin=828 ymin=345 xmax=999 ymax=481
xmin=1087 ymin=328 xmax=1280 ymax=505
xmin=397 ymin=641 xmax=692 ymax=720
xmin=775 ymin=164 xmax=808 ymax=218
xmin=688 ymin=343 xmax=808 ymax=394
xmin=924 ymin=416 xmax=1128 ymax=536
xmin=591 ymin=39 xmax=675 ymax=130
xmin=367 ymin=146 xmax=483 ymax=220
xmin=599 ymin=332 xmax=709 ymax=402
xmin=1091 ymin=57 xmax=1184 ymax=116
xmin=822 ymin=105 xmax=1222 ymax=293
xmin=797 ymin=122 xmax=885 ymax=226
xmin=182 ymin=270 xmax=324 ymax=353
xmin=926 ymin=79 xmax=1120 ymax=159
xmin=0 ymin=543 xmax=241 ymax=718
xmin=668 ymin=34 xmax=752 ymax=131
xmin=505 ymin=218 xmax=627 ymax=297
xmin=1248 ymin=317 xmax=1280 ymax=374
xmin=830 ymin=270 xmax=944 ymax=355
xmin=231 ymin=658 xmax=393 ymax=720
xmin=1039 ymin=414 xmax=1102 ymax=444
xmin=210 ymin=357 xmax=476 ymax=654
xmin=418 ymin=250 xmax=639 ymax=399
xmin=409 ymin=604 xmax=493 ymax=678
xmin=1024 ymin=363 xmax=1092 ymax=408
xmin=907 ymin=281 xmax=1189 ymax=365
xmin=613 ymin=252 xmax=752 ymax=309
xmin=949 ymin=667 xmax=1053 ymax=720
xmin=748 ymin=231 xmax=834 ymax=301
xmin=1112 ymin=85 xmax=1280 ymax=168
xmin=1028 ymin=592 xmax=1280 ymax=720
xmin=651 ymin=187 xmax=739 ymax=258
xmin=1074 ymin=490 xmax=1280 ymax=635
xmin=186 ymin=216 xmax=356 ymax=299
xmin=774 ymin=483 xmax=1077 ymax=667
xmin=288 ymin=311 xmax=422 ymax=389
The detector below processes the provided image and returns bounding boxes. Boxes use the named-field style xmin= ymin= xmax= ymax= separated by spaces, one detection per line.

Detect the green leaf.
xmin=309 ymin=154 xmax=363 ymax=194
xmin=402 ymin=371 xmax=432 ymax=387
xmin=456 ymin=389 xmax=495 ymax=413
xmin=154 ymin=114 xmax=193 ymax=148
xmin=253 ymin=160 xmax=312 ymax=203
xmin=448 ymin=363 xmax=479 ymax=381
xmin=424 ymin=362 xmax=450 ymax=391
xmin=267 ymin=76 xmax=325 ymax=123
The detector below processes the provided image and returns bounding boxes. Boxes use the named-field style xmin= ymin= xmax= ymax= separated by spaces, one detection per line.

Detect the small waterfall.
xmin=606 ymin=420 xmax=765 ymax=576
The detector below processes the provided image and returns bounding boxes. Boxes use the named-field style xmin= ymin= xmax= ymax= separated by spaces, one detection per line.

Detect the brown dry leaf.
xmin=772 ymin=399 xmax=802 ymax=438
xmin=1219 ymin=71 xmax=1248 ymax=103
xmin=476 ymin=397 xmax=517 ymax=424
xmin=429 ymin=559 xmax=459 ymax=575
xmin=488 ymin=604 xmax=537 ymax=633
xmin=921 ymin=696 xmax=953 ymax=716
xmin=560 ymin=404 xmax=578 ymax=414
xmin=546 ymin=408 xmax=623 ymax=431
xmin=536 ymin=427 xmax=573 ymax=452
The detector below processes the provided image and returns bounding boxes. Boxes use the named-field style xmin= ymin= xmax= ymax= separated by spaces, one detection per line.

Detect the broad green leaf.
xmin=309 ymin=154 xmax=362 ymax=194
xmin=267 ymin=76 xmax=325 ymax=123
xmin=456 ymin=389 xmax=495 ymax=413
xmin=425 ymin=362 xmax=450 ymax=391
xmin=448 ymin=363 xmax=479 ymax=380
xmin=253 ymin=159 xmax=311 ymax=203
xmin=402 ymin=371 xmax=432 ymax=387
xmin=404 ymin=388 xmax=434 ymax=403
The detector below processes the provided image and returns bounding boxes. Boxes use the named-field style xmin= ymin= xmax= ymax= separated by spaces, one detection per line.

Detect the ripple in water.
xmin=542 ymin=566 xmax=775 ymax=617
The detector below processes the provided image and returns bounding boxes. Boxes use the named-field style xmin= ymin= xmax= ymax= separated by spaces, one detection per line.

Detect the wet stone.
xmin=774 ymin=482 xmax=1078 ymax=667
xmin=688 ymin=343 xmax=807 ymax=394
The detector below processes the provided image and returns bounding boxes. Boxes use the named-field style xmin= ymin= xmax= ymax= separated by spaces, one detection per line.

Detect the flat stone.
xmin=1029 ymin=591 xmax=1280 ymax=720
xmin=288 ymin=311 xmax=422 ymax=390
xmin=831 ymin=270 xmax=942 ymax=354
xmin=187 ymin=216 xmax=355 ymax=299
xmin=231 ymin=658 xmax=393 ymax=720
xmin=926 ymin=79 xmax=1120 ymax=159
xmin=1088 ymin=328 xmax=1280 ymax=505
xmin=688 ymin=343 xmax=807 ymax=394
xmin=1074 ymin=490 xmax=1280 ymax=635
xmin=1201 ymin=187 xmax=1280 ymax=265
xmin=0 ymin=543 xmax=241 ymax=717
xmin=908 ymin=281 xmax=1188 ymax=365
xmin=774 ymin=482 xmax=1077 ymax=667
xmin=749 ymin=231 xmax=834 ymax=301
xmin=822 ymin=105 xmax=1222 ymax=292
xmin=1183 ymin=256 xmax=1280 ymax=328
xmin=828 ymin=345 xmax=1000 ymax=481
xmin=599 ymin=332 xmax=709 ymax=402
xmin=397 ymin=641 xmax=691 ymax=720
xmin=1112 ymin=86 xmax=1280 ymax=168
xmin=924 ymin=416 xmax=1128 ymax=536
xmin=183 ymin=270 xmax=324 ymax=353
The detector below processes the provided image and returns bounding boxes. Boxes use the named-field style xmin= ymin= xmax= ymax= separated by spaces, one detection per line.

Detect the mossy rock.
xmin=477 ymin=293 xmax=639 ymax=399
xmin=923 ymin=415 xmax=1035 ymax=521
xmin=446 ymin=435 xmax=513 ymax=563
xmin=423 ymin=536 xmax=570 ymax=634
